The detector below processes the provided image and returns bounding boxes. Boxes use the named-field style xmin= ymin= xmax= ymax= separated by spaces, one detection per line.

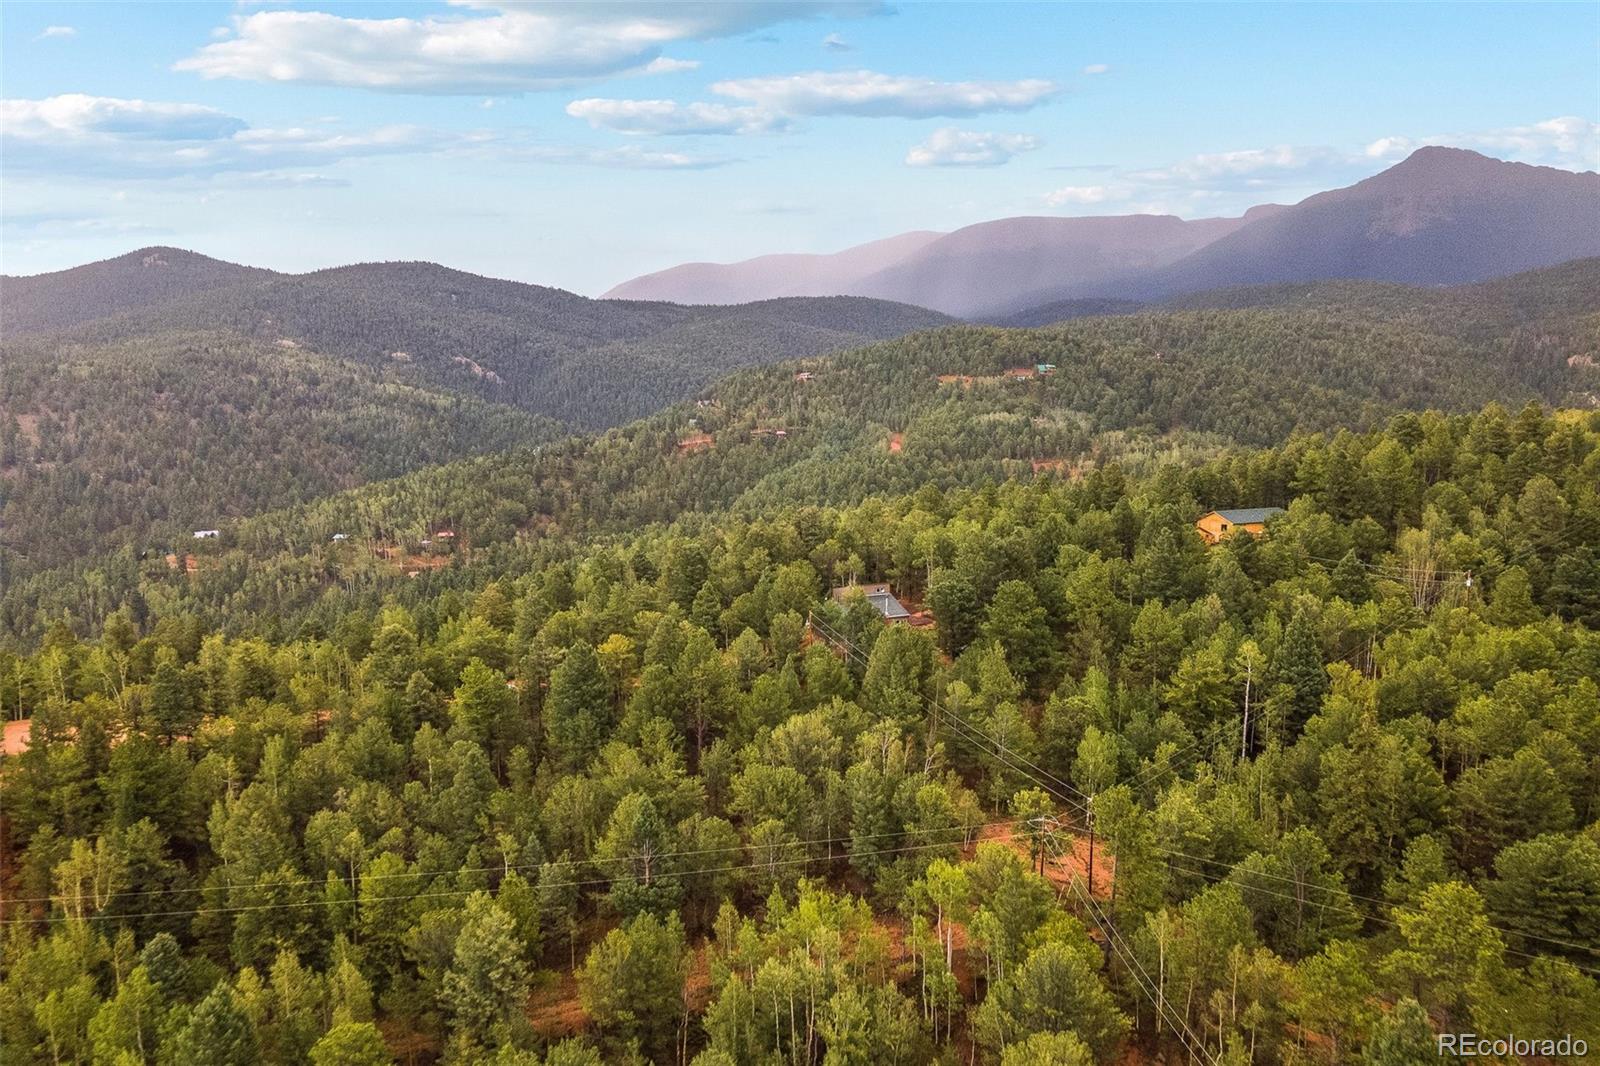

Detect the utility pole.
xmin=1086 ymin=797 xmax=1096 ymax=897
xmin=1240 ymin=656 xmax=1253 ymax=760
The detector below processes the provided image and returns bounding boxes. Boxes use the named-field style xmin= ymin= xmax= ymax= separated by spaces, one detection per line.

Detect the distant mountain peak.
xmin=3 ymin=246 xmax=273 ymax=334
xmin=602 ymin=148 xmax=1599 ymax=316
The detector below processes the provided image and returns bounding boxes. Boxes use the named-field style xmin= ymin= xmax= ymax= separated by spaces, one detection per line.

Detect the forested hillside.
xmin=8 ymin=255 xmax=953 ymax=429
xmin=3 ymin=404 xmax=1598 ymax=1065
xmin=0 ymin=331 xmax=564 ymax=576
xmin=6 ymin=284 xmax=1592 ymax=642
xmin=0 ymin=248 xmax=274 ymax=336
xmin=1004 ymin=256 xmax=1600 ymax=348
xmin=1164 ymin=256 xmax=1600 ymax=346
xmin=2 ymin=253 xmax=949 ymax=585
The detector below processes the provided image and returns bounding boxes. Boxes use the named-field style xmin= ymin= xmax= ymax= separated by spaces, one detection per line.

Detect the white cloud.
xmin=642 ymin=56 xmax=701 ymax=74
xmin=1367 ymin=116 xmax=1598 ymax=170
xmin=711 ymin=69 xmax=1058 ymax=118
xmin=1082 ymin=63 xmax=1108 ymax=75
xmin=1044 ymin=185 xmax=1122 ymax=206
xmin=822 ymin=32 xmax=853 ymax=52
xmin=1 ymin=94 xmax=247 ymax=141
xmin=566 ymin=97 xmax=785 ymax=136
xmin=175 ymin=3 xmax=880 ymax=94
xmin=514 ymin=143 xmax=733 ymax=169
xmin=905 ymin=128 xmax=1040 ymax=167
xmin=1363 ymin=136 xmax=1412 ymax=160
xmin=566 ymin=68 xmax=1057 ymax=139
xmin=1 ymin=210 xmax=162 ymax=239
xmin=35 ymin=25 xmax=76 ymax=40
xmin=6 ymin=93 xmax=709 ymax=181
xmin=1130 ymin=145 xmax=1337 ymax=185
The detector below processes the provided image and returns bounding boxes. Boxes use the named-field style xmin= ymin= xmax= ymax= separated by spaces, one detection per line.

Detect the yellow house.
xmin=1196 ymin=507 xmax=1284 ymax=545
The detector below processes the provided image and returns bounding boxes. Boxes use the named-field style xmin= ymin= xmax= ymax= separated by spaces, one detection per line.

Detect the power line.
xmin=4 ymin=810 xmax=1000 ymax=907
xmin=4 ymin=823 xmax=1021 ymax=928
xmin=809 ymin=613 xmax=1600 ymax=972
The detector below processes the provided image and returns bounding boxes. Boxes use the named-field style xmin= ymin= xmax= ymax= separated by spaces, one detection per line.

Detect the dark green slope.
xmin=0 ymin=330 xmax=562 ymax=576
xmin=1 ymin=246 xmax=275 ymax=334
xmin=1 ymin=253 xmax=950 ymax=583
xmin=15 ymin=252 xmax=953 ymax=429
xmin=10 ymin=289 xmax=1594 ymax=641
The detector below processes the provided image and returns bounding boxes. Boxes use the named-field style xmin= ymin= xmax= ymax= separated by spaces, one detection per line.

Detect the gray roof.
xmin=1212 ymin=507 xmax=1284 ymax=525
xmin=832 ymin=583 xmax=911 ymax=620
xmin=863 ymin=591 xmax=911 ymax=619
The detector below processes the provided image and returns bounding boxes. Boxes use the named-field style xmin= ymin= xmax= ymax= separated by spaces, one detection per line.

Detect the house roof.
xmin=1209 ymin=507 xmax=1285 ymax=525
xmin=830 ymin=583 xmax=911 ymax=619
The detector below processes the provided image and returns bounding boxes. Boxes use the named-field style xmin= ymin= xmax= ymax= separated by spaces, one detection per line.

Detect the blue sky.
xmin=3 ymin=1 xmax=1597 ymax=294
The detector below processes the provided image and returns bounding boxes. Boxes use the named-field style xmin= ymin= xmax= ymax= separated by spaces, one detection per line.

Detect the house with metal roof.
xmin=830 ymin=581 xmax=912 ymax=621
xmin=1196 ymin=507 xmax=1284 ymax=545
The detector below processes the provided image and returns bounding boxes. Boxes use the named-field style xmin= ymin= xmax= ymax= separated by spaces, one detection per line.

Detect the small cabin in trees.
xmin=830 ymin=581 xmax=911 ymax=621
xmin=1195 ymin=507 xmax=1284 ymax=545
xmin=192 ymin=529 xmax=219 ymax=540
xmin=794 ymin=371 xmax=816 ymax=382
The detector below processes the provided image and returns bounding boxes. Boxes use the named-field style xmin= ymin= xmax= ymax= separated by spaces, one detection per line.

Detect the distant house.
xmin=1035 ymin=363 xmax=1057 ymax=375
xmin=794 ymin=371 xmax=815 ymax=382
xmin=192 ymin=529 xmax=220 ymax=540
xmin=830 ymin=581 xmax=912 ymax=621
xmin=331 ymin=533 xmax=349 ymax=542
xmin=434 ymin=530 xmax=456 ymax=540
xmin=1196 ymin=507 xmax=1284 ymax=545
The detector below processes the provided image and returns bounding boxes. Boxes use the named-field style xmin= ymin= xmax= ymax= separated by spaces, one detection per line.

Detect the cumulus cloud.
xmin=175 ymin=2 xmax=881 ymax=94
xmin=822 ymin=33 xmax=853 ymax=52
xmin=905 ymin=128 xmax=1040 ymax=167
xmin=566 ymin=98 xmax=785 ymax=136
xmin=1366 ymin=116 xmax=1598 ymax=169
xmin=1129 ymin=145 xmax=1338 ymax=185
xmin=2 ymin=94 xmax=247 ymax=141
xmin=2 ymin=93 xmax=727 ymax=180
xmin=710 ymin=69 xmax=1058 ymax=118
xmin=1082 ymin=63 xmax=1108 ymax=75
xmin=35 ymin=25 xmax=76 ymax=40
xmin=564 ymin=68 xmax=1057 ymax=139
xmin=1044 ymin=185 xmax=1122 ymax=206
xmin=1039 ymin=116 xmax=1598 ymax=218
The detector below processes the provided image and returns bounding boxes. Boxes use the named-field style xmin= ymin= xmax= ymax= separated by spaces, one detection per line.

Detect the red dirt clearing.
xmin=2 ymin=719 xmax=30 ymax=757
xmin=978 ymin=820 xmax=1115 ymax=899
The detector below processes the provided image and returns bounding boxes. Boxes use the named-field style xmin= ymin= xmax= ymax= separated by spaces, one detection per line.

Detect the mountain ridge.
xmin=602 ymin=148 xmax=1600 ymax=316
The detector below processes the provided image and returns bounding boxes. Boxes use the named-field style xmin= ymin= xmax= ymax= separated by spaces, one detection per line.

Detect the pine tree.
xmin=309 ymin=1022 xmax=395 ymax=1066
xmin=173 ymin=983 xmax=261 ymax=1066
xmin=1487 ymin=565 xmax=1539 ymax=626
xmin=926 ymin=570 xmax=979 ymax=657
xmin=1361 ymin=998 xmax=1434 ymax=1065
xmin=1271 ymin=608 xmax=1328 ymax=736
xmin=1330 ymin=550 xmax=1371 ymax=604
xmin=545 ymin=641 xmax=611 ymax=772
xmin=441 ymin=892 xmax=531 ymax=1048
xmin=448 ymin=656 xmax=515 ymax=745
